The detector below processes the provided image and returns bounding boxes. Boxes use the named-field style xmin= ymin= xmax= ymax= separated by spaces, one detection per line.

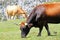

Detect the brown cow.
xmin=6 ymin=5 xmax=27 ymax=20
xmin=20 ymin=2 xmax=60 ymax=38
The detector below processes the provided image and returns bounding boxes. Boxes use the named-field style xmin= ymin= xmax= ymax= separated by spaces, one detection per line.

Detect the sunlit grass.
xmin=0 ymin=19 xmax=60 ymax=40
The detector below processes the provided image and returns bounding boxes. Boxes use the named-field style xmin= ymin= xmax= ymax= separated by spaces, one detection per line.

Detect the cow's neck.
xmin=27 ymin=13 xmax=36 ymax=24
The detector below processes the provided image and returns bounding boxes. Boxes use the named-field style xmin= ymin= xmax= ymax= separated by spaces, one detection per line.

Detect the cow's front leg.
xmin=37 ymin=26 xmax=43 ymax=36
xmin=44 ymin=23 xmax=51 ymax=36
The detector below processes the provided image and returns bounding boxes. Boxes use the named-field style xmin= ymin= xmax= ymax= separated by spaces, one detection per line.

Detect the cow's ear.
xmin=28 ymin=23 xmax=33 ymax=28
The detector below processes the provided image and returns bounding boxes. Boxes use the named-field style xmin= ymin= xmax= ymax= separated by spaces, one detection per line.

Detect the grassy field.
xmin=0 ymin=19 xmax=60 ymax=40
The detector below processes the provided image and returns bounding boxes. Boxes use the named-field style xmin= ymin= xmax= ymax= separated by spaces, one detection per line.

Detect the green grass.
xmin=0 ymin=19 xmax=60 ymax=40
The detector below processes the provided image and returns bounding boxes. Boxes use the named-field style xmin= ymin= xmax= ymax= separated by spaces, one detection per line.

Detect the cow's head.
xmin=19 ymin=22 xmax=33 ymax=38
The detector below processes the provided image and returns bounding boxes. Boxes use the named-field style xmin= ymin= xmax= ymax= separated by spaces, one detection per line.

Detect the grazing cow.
xmin=20 ymin=2 xmax=60 ymax=38
xmin=6 ymin=5 xmax=27 ymax=19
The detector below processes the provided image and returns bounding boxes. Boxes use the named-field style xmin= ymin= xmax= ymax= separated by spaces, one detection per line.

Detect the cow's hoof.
xmin=21 ymin=36 xmax=26 ymax=38
xmin=48 ymin=34 xmax=51 ymax=36
xmin=48 ymin=35 xmax=51 ymax=36
xmin=21 ymin=35 xmax=26 ymax=38
xmin=37 ymin=35 xmax=41 ymax=37
xmin=48 ymin=33 xmax=51 ymax=36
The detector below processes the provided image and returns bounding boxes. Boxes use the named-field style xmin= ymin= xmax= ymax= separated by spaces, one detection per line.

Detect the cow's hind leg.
xmin=44 ymin=23 xmax=51 ymax=36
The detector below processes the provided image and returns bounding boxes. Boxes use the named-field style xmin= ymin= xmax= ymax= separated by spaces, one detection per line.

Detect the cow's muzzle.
xmin=21 ymin=34 xmax=26 ymax=38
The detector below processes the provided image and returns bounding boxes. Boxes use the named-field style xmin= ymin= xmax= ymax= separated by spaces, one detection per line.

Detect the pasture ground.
xmin=0 ymin=19 xmax=60 ymax=40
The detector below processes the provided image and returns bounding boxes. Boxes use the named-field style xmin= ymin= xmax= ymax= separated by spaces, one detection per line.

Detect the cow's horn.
xmin=25 ymin=23 xmax=27 ymax=25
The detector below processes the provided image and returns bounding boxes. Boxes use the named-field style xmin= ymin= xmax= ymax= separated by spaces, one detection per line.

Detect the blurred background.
xmin=0 ymin=0 xmax=60 ymax=21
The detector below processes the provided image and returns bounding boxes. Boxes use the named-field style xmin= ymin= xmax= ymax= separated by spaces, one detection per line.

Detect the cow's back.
xmin=44 ymin=3 xmax=60 ymax=16
xmin=36 ymin=3 xmax=60 ymax=17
